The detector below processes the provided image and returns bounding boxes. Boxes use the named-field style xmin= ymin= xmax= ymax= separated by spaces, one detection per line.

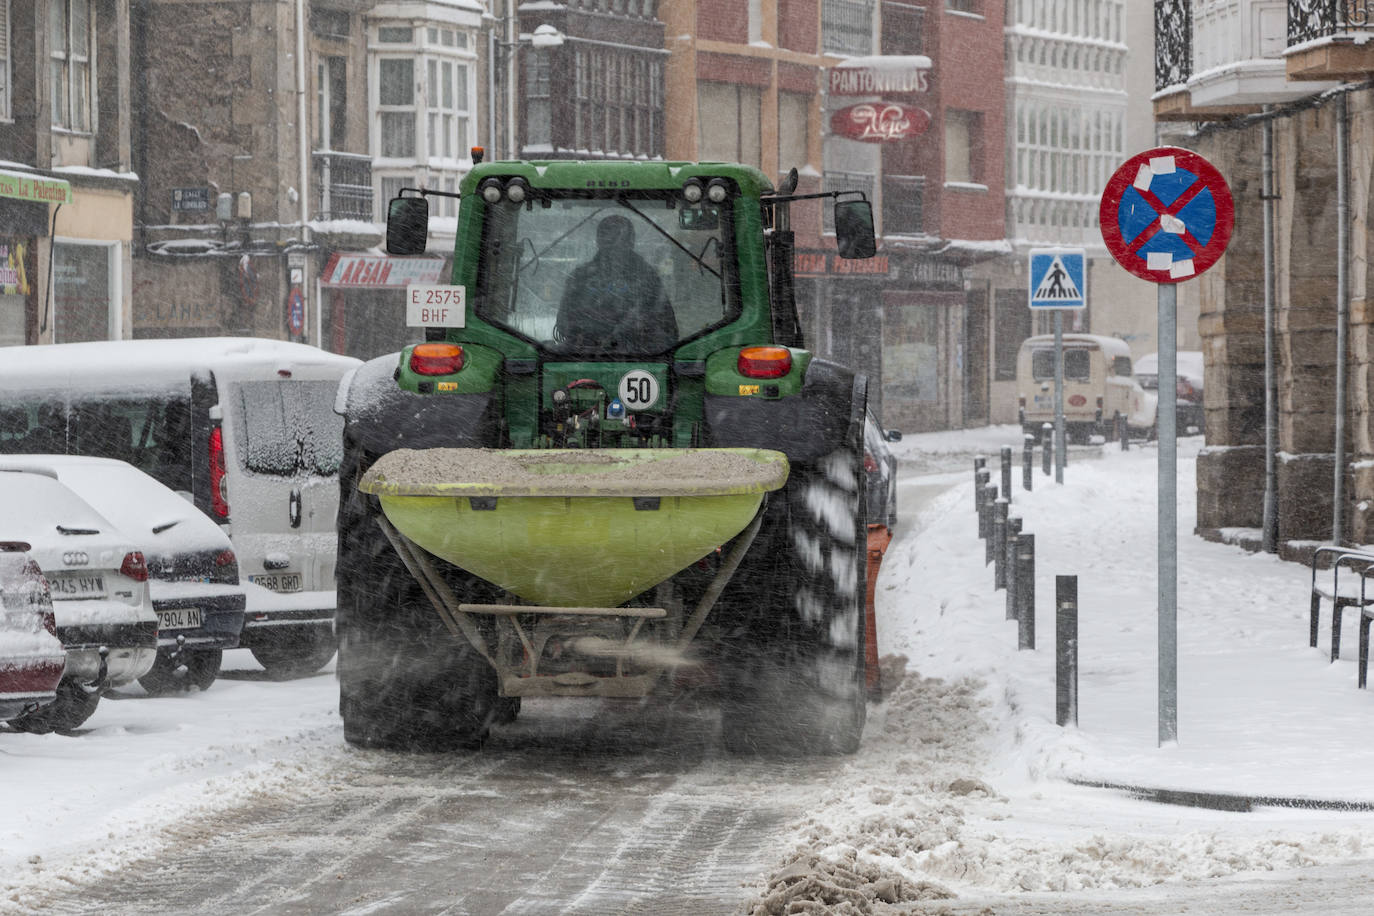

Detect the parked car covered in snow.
xmin=1016 ymin=333 xmax=1156 ymax=443
xmin=0 ymin=456 xmax=246 ymax=694
xmin=0 ymin=543 xmax=67 ymax=724
xmin=0 ymin=338 xmax=360 ymax=678
xmin=0 ymin=468 xmax=157 ymax=733
xmin=1135 ymin=350 xmax=1204 ymax=435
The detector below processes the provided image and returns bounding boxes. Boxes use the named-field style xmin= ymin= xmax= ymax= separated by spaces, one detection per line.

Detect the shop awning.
xmin=0 ymin=169 xmax=73 ymax=205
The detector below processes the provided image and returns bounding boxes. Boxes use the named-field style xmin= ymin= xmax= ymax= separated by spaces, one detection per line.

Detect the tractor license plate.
xmin=250 ymin=573 xmax=302 ymax=593
xmin=157 ymin=606 xmax=204 ymax=630
xmin=47 ymin=572 xmax=107 ymax=600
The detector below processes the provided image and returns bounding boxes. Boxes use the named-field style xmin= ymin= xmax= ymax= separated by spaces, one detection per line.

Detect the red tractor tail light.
xmin=737 ymin=346 xmax=792 ymax=380
xmin=209 ymin=426 xmax=230 ymax=519
xmin=120 ymin=551 xmax=149 ymax=583
xmin=410 ymin=343 xmax=465 ymax=376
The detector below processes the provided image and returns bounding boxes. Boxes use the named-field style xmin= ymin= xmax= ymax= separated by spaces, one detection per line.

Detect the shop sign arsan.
xmin=321 ymin=253 xmax=445 ymax=287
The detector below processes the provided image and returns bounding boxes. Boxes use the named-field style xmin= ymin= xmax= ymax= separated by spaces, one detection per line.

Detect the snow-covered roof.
xmin=1020 ymin=332 xmax=1133 ymax=359
xmin=0 ymin=337 xmax=360 ymax=392
xmin=0 ymin=456 xmax=230 ymax=556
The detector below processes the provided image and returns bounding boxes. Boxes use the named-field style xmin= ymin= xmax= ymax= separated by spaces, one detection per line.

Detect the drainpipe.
xmin=1262 ymin=112 xmax=1278 ymax=553
xmin=1334 ymin=93 xmax=1349 ymax=545
xmin=295 ymin=0 xmax=313 ymax=343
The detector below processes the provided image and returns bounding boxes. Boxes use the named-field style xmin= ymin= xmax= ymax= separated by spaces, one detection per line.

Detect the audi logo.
xmin=62 ymin=551 xmax=90 ymax=566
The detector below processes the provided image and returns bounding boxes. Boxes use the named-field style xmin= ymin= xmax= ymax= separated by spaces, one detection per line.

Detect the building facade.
xmin=1154 ymin=0 xmax=1374 ymax=554
xmin=0 ymin=0 xmax=137 ymax=347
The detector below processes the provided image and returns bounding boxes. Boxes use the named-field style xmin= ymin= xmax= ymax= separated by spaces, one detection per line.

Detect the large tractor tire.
xmin=720 ymin=440 xmax=869 ymax=757
xmin=336 ymin=437 xmax=504 ymax=752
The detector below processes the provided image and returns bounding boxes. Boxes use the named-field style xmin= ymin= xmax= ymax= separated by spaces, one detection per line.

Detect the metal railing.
xmin=1155 ymin=0 xmax=1192 ymax=92
xmin=1289 ymin=0 xmax=1374 ymax=46
xmin=822 ymin=0 xmax=874 ymax=56
xmin=312 ymin=151 xmax=375 ymax=222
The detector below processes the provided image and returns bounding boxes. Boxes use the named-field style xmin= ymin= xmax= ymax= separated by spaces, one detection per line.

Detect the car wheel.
xmin=8 ymin=678 xmax=102 ymax=734
xmin=139 ymin=648 xmax=223 ymax=694
xmin=249 ymin=628 xmax=337 ymax=679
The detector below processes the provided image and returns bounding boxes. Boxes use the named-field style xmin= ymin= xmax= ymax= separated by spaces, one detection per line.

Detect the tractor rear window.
xmin=1031 ymin=348 xmax=1091 ymax=381
xmin=474 ymin=194 xmax=737 ymax=355
xmin=229 ymin=380 xmax=344 ymax=476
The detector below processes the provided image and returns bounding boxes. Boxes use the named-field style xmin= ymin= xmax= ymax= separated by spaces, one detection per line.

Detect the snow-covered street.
xmin=5 ymin=426 xmax=1374 ymax=914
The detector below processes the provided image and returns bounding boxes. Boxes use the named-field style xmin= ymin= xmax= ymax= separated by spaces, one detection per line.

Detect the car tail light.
xmin=0 ymin=541 xmax=31 ymax=552
xmin=410 ymin=343 xmax=465 ymax=375
xmin=863 ymin=450 xmax=878 ymax=473
xmin=210 ymin=426 xmax=230 ymax=519
xmin=120 ymin=551 xmax=149 ymax=583
xmin=737 ymin=346 xmax=792 ymax=380
xmin=215 ymin=550 xmax=236 ymax=568
xmin=1177 ymin=378 xmax=1197 ymax=400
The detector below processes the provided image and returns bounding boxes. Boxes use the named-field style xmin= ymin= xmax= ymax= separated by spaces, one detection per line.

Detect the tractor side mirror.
xmin=386 ymin=196 xmax=430 ymax=256
xmin=834 ymin=199 xmax=876 ymax=260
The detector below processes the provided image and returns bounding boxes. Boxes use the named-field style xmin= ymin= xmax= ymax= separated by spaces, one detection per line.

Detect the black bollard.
xmin=975 ymin=468 xmax=990 ymax=522
xmin=982 ymin=485 xmax=998 ymax=559
xmin=1056 ymin=575 xmax=1078 ymax=727
xmin=1022 ymin=435 xmax=1034 ymax=491
xmin=1000 ymin=445 xmax=1013 ymax=505
xmin=976 ymin=473 xmax=991 ymax=539
xmin=1005 ymin=517 xmax=1022 ymax=620
xmin=1016 ymin=534 xmax=1035 ymax=650
xmin=1116 ymin=411 xmax=1128 ymax=452
xmin=1042 ymin=424 xmax=1053 ymax=475
xmin=993 ymin=498 xmax=1008 ymax=583
xmin=973 ymin=457 xmax=986 ymax=510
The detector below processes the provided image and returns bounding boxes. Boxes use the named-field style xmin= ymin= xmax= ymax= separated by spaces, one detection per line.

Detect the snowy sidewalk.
xmin=879 ymin=429 xmax=1374 ymax=806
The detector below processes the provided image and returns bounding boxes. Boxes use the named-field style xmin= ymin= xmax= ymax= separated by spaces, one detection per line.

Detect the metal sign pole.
xmin=1158 ymin=282 xmax=1178 ymax=746
xmin=1054 ymin=311 xmax=1065 ymax=483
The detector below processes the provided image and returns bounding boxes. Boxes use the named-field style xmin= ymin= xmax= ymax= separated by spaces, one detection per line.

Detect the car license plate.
xmin=250 ymin=572 xmax=302 ymax=593
xmin=156 ymin=606 xmax=204 ymax=630
xmin=47 ymin=572 xmax=107 ymax=600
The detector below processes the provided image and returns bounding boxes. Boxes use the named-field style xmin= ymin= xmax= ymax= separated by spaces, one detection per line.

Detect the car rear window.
xmin=0 ymin=396 xmax=194 ymax=493
xmin=229 ymin=380 xmax=343 ymax=476
xmin=1031 ymin=348 xmax=1091 ymax=381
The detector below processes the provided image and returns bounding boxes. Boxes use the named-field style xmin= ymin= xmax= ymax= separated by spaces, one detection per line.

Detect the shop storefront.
xmin=319 ymin=251 xmax=449 ymax=359
xmin=0 ymin=171 xmax=71 ymax=347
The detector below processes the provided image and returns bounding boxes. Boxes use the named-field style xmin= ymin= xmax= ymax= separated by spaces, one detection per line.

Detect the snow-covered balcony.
xmin=1154 ymin=0 xmax=1339 ymax=121
xmin=1287 ymin=0 xmax=1374 ymax=80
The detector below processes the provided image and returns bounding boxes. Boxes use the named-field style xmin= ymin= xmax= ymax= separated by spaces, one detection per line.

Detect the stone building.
xmin=0 ymin=0 xmax=137 ymax=347
xmin=1154 ymin=1 xmax=1374 ymax=554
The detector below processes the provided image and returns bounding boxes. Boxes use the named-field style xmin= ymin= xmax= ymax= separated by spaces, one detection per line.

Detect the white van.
xmin=1016 ymin=333 xmax=1156 ymax=443
xmin=0 ymin=338 xmax=360 ymax=677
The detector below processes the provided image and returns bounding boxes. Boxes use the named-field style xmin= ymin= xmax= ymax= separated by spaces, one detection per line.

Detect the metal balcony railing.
xmin=312 ymin=151 xmax=375 ymax=222
xmin=1155 ymin=0 xmax=1193 ymax=92
xmin=882 ymin=175 xmax=925 ymax=236
xmin=1289 ymin=0 xmax=1374 ymax=46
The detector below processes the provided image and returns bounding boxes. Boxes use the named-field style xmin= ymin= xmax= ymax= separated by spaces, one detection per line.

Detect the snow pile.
xmin=746 ymin=432 xmax=1374 ymax=911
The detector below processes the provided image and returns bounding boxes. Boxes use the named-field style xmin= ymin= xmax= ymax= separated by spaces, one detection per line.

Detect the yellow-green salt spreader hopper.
xmin=358 ymin=447 xmax=789 ymax=610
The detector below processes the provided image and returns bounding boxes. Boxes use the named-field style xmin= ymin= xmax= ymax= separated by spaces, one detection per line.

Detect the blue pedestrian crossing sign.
xmin=1028 ymin=247 xmax=1086 ymax=310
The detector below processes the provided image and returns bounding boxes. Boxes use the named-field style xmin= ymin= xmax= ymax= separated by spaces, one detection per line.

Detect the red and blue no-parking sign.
xmin=1099 ymin=146 xmax=1234 ymax=284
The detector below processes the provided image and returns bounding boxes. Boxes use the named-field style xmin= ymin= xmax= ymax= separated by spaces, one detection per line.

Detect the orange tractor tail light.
xmin=737 ymin=346 xmax=792 ymax=380
xmin=410 ymin=343 xmax=465 ymax=375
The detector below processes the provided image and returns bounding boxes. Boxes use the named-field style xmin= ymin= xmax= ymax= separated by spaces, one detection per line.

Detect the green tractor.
xmin=336 ymin=157 xmax=879 ymax=755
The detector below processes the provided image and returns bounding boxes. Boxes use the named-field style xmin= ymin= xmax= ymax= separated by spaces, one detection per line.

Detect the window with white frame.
xmin=49 ymin=0 xmax=93 ymax=132
xmin=370 ymin=20 xmax=477 ymax=220
xmin=1 ymin=0 xmax=10 ymax=120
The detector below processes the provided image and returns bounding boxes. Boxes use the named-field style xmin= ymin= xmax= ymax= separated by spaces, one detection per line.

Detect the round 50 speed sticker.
xmin=618 ymin=369 xmax=660 ymax=410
